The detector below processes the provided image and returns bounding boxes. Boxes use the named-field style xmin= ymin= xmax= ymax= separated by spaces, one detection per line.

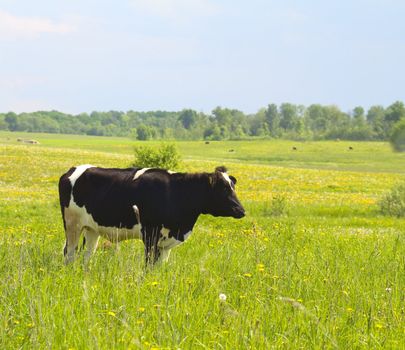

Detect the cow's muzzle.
xmin=232 ymin=207 xmax=245 ymax=219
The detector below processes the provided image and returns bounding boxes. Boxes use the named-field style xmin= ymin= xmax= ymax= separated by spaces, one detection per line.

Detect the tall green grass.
xmin=0 ymin=136 xmax=404 ymax=349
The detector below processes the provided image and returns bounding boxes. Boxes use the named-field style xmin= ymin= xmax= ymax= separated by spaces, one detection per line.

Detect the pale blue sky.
xmin=0 ymin=0 xmax=404 ymax=114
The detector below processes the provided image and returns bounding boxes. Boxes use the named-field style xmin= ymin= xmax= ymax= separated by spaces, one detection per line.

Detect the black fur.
xmin=59 ymin=166 xmax=245 ymax=263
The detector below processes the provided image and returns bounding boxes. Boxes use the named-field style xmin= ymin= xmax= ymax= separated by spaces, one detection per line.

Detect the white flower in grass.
xmin=219 ymin=293 xmax=227 ymax=302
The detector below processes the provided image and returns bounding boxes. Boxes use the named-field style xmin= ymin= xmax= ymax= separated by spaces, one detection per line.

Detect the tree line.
xmin=1 ymin=101 xmax=405 ymax=141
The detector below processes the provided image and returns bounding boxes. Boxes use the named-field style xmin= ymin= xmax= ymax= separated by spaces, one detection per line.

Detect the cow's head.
xmin=205 ymin=166 xmax=245 ymax=219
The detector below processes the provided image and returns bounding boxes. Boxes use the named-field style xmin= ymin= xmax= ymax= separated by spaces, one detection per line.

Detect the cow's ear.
xmin=229 ymin=175 xmax=237 ymax=185
xmin=215 ymin=166 xmax=227 ymax=173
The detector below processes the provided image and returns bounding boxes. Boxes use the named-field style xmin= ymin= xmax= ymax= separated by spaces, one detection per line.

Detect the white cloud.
xmin=0 ymin=75 xmax=48 ymax=90
xmin=129 ymin=0 xmax=220 ymax=20
xmin=4 ymin=98 xmax=53 ymax=113
xmin=0 ymin=10 xmax=76 ymax=40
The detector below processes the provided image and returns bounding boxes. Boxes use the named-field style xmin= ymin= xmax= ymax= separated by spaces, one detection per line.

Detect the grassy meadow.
xmin=0 ymin=131 xmax=404 ymax=349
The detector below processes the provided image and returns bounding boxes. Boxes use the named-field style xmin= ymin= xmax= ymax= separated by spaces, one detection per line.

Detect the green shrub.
xmin=379 ymin=183 xmax=405 ymax=217
xmin=390 ymin=118 xmax=405 ymax=152
xmin=263 ymin=195 xmax=289 ymax=217
xmin=133 ymin=143 xmax=181 ymax=170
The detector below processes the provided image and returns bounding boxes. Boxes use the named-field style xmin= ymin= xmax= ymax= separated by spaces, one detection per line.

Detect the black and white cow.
xmin=58 ymin=165 xmax=245 ymax=264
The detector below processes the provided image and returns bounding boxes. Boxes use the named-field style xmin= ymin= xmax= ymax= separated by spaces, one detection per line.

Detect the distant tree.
xmin=367 ymin=105 xmax=386 ymax=139
xmin=41 ymin=117 xmax=60 ymax=133
xmin=136 ymin=124 xmax=155 ymax=140
xmin=279 ymin=103 xmax=303 ymax=137
xmin=279 ymin=103 xmax=299 ymax=132
xmin=87 ymin=124 xmax=105 ymax=136
xmin=385 ymin=101 xmax=405 ymax=125
xmin=322 ymin=106 xmax=350 ymax=140
xmin=264 ymin=104 xmax=280 ymax=137
xmin=390 ymin=118 xmax=405 ymax=152
xmin=212 ymin=107 xmax=231 ymax=126
xmin=0 ymin=115 xmax=8 ymax=130
xmin=1 ymin=101 xmax=405 ymax=141
xmin=204 ymin=123 xmax=222 ymax=140
xmin=5 ymin=112 xmax=18 ymax=131
xmin=178 ymin=109 xmax=197 ymax=130
xmin=352 ymin=106 xmax=365 ymax=121
xmin=248 ymin=109 xmax=267 ymax=137
xmin=305 ymin=104 xmax=328 ymax=137
xmin=351 ymin=106 xmax=372 ymax=139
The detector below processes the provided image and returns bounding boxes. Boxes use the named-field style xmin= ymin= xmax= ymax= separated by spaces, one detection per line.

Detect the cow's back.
xmin=59 ymin=166 xmax=140 ymax=229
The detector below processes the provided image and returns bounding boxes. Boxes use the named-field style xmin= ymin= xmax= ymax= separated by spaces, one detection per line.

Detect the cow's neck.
xmin=172 ymin=173 xmax=211 ymax=220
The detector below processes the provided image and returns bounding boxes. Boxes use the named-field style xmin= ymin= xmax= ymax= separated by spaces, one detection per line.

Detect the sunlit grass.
xmin=0 ymin=137 xmax=404 ymax=349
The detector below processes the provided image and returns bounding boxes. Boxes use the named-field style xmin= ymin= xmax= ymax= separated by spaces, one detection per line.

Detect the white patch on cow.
xmin=158 ymin=228 xmax=178 ymax=249
xmin=133 ymin=168 xmax=151 ymax=180
xmin=184 ymin=231 xmax=192 ymax=240
xmin=220 ymin=172 xmax=234 ymax=191
xmin=167 ymin=170 xmax=176 ymax=174
xmin=158 ymin=236 xmax=180 ymax=249
xmin=159 ymin=249 xmax=171 ymax=262
xmin=157 ymin=229 xmax=192 ymax=249
xmin=68 ymin=164 xmax=94 ymax=186
xmin=133 ymin=205 xmax=140 ymax=223
xmin=65 ymin=198 xmax=141 ymax=244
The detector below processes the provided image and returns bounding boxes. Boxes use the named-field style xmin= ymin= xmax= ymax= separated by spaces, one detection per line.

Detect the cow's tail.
xmin=58 ymin=167 xmax=75 ymax=256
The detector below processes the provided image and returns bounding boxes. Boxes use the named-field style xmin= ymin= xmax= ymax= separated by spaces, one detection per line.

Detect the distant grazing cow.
xmin=349 ymin=146 xmax=353 ymax=151
xmin=59 ymin=165 xmax=245 ymax=265
xmin=17 ymin=138 xmax=39 ymax=144
xmin=292 ymin=146 xmax=297 ymax=151
xmin=205 ymin=141 xmax=210 ymax=144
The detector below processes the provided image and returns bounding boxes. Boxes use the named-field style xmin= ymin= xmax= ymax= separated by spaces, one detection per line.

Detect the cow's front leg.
xmin=141 ymin=225 xmax=162 ymax=265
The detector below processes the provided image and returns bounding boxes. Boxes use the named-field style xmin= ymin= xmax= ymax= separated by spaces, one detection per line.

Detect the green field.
xmin=1 ymin=132 xmax=404 ymax=349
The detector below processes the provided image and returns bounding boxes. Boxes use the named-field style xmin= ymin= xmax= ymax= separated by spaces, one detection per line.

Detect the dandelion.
xmin=239 ymin=295 xmax=246 ymax=299
xmin=107 ymin=311 xmax=116 ymax=317
xmin=376 ymin=323 xmax=384 ymax=329
xmin=256 ymin=263 xmax=265 ymax=272
xmin=138 ymin=307 xmax=145 ymax=312
xmin=150 ymin=281 xmax=159 ymax=287
xmin=219 ymin=293 xmax=227 ymax=301
xmin=243 ymin=273 xmax=252 ymax=278
xmin=346 ymin=307 xmax=353 ymax=313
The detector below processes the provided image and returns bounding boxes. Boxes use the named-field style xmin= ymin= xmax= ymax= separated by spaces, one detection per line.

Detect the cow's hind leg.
xmin=63 ymin=213 xmax=83 ymax=265
xmin=158 ymin=248 xmax=171 ymax=262
xmin=142 ymin=225 xmax=162 ymax=265
xmin=83 ymin=227 xmax=100 ymax=263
